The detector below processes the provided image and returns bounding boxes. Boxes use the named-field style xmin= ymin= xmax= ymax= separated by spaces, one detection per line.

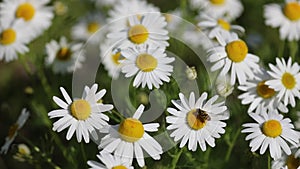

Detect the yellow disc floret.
xmin=118 ymin=118 xmax=144 ymax=142
xmin=136 ymin=54 xmax=158 ymax=72
xmin=112 ymin=52 xmax=121 ymax=65
xmin=16 ymin=3 xmax=35 ymax=21
xmin=128 ymin=24 xmax=149 ymax=44
xmin=186 ymin=109 xmax=210 ymax=130
xmin=256 ymin=81 xmax=276 ymax=99
xmin=282 ymin=72 xmax=296 ymax=89
xmin=210 ymin=0 xmax=225 ymax=5
xmin=284 ymin=2 xmax=300 ymax=21
xmin=225 ymin=40 xmax=248 ymax=63
xmin=218 ymin=19 xmax=231 ymax=31
xmin=56 ymin=47 xmax=71 ymax=61
xmin=70 ymin=99 xmax=91 ymax=120
xmin=112 ymin=165 xmax=127 ymax=169
xmin=0 ymin=29 xmax=17 ymax=45
xmin=262 ymin=120 xmax=282 ymax=138
xmin=87 ymin=22 xmax=100 ymax=34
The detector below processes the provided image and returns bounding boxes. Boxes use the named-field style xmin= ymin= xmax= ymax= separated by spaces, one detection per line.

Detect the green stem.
xmin=81 ymin=142 xmax=87 ymax=165
xmin=288 ymin=41 xmax=298 ymax=61
xmin=36 ymin=67 xmax=55 ymax=107
xmin=278 ymin=40 xmax=285 ymax=58
xmin=268 ymin=154 xmax=271 ymax=169
xmin=225 ymin=128 xmax=241 ymax=162
xmin=170 ymin=148 xmax=185 ymax=169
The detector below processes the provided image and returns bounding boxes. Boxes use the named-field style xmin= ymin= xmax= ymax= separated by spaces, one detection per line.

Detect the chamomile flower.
xmin=99 ymin=104 xmax=163 ymax=167
xmin=87 ymin=153 xmax=134 ymax=169
xmin=1 ymin=108 xmax=30 ymax=154
xmin=238 ymin=70 xmax=288 ymax=113
xmin=100 ymin=41 xmax=126 ymax=79
xmin=189 ymin=0 xmax=243 ymax=21
xmin=0 ymin=0 xmax=54 ymax=40
xmin=121 ymin=44 xmax=175 ymax=89
xmin=165 ymin=9 xmax=182 ymax=32
xmin=272 ymin=145 xmax=300 ymax=169
xmin=48 ymin=84 xmax=114 ymax=143
xmin=266 ymin=57 xmax=300 ymax=107
xmin=264 ymin=0 xmax=300 ymax=41
xmin=107 ymin=13 xmax=169 ymax=48
xmin=45 ymin=36 xmax=85 ymax=74
xmin=207 ymin=34 xmax=260 ymax=85
xmin=242 ymin=109 xmax=300 ymax=159
xmin=71 ymin=13 xmax=106 ymax=44
xmin=166 ymin=92 xmax=229 ymax=151
xmin=0 ymin=20 xmax=30 ymax=62
xmin=198 ymin=14 xmax=245 ymax=40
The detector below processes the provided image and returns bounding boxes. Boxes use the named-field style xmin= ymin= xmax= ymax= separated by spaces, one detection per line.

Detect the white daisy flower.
xmin=71 ymin=13 xmax=106 ymax=44
xmin=266 ymin=57 xmax=300 ymax=107
xmin=1 ymin=108 xmax=30 ymax=154
xmin=100 ymin=40 xmax=128 ymax=79
xmin=165 ymin=9 xmax=182 ymax=32
xmin=215 ymin=74 xmax=234 ymax=98
xmin=45 ymin=36 xmax=85 ymax=74
xmin=189 ymin=0 xmax=243 ymax=21
xmin=272 ymin=145 xmax=300 ymax=169
xmin=242 ymin=109 xmax=300 ymax=159
xmin=207 ymin=34 xmax=260 ymax=85
xmin=238 ymin=70 xmax=288 ymax=113
xmin=121 ymin=44 xmax=175 ymax=90
xmin=108 ymin=0 xmax=159 ymax=27
xmin=166 ymin=92 xmax=229 ymax=151
xmin=48 ymin=84 xmax=114 ymax=143
xmin=107 ymin=13 xmax=169 ymax=48
xmin=0 ymin=20 xmax=30 ymax=62
xmin=0 ymin=0 xmax=54 ymax=40
xmin=87 ymin=152 xmax=134 ymax=169
xmin=264 ymin=0 xmax=300 ymax=41
xmin=198 ymin=14 xmax=245 ymax=40
xmin=99 ymin=104 xmax=163 ymax=167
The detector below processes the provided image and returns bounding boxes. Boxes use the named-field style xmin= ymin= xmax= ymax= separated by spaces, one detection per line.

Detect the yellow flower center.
xmin=284 ymin=2 xmax=300 ymax=21
xmin=136 ymin=54 xmax=158 ymax=72
xmin=286 ymin=155 xmax=300 ymax=169
xmin=70 ymin=100 xmax=91 ymax=120
xmin=16 ymin=3 xmax=35 ymax=21
xmin=164 ymin=14 xmax=172 ymax=23
xmin=262 ymin=120 xmax=282 ymax=138
xmin=128 ymin=24 xmax=149 ymax=44
xmin=112 ymin=52 xmax=121 ymax=65
xmin=256 ymin=81 xmax=276 ymax=99
xmin=217 ymin=19 xmax=231 ymax=31
xmin=56 ymin=47 xmax=72 ymax=61
xmin=8 ymin=124 xmax=19 ymax=139
xmin=210 ymin=0 xmax=225 ymax=5
xmin=0 ymin=29 xmax=17 ymax=45
xmin=186 ymin=109 xmax=210 ymax=130
xmin=118 ymin=118 xmax=144 ymax=142
xmin=225 ymin=40 xmax=248 ymax=63
xmin=87 ymin=22 xmax=100 ymax=34
xmin=18 ymin=144 xmax=30 ymax=155
xmin=112 ymin=165 xmax=127 ymax=169
xmin=282 ymin=72 xmax=296 ymax=89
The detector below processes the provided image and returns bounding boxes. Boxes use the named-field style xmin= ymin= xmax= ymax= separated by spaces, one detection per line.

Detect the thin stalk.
xmin=81 ymin=142 xmax=87 ymax=165
xmin=170 ymin=147 xmax=185 ymax=169
xmin=268 ymin=154 xmax=271 ymax=169
xmin=225 ymin=127 xmax=241 ymax=162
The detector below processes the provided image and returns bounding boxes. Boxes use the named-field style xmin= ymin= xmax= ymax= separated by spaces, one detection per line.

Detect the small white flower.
xmin=0 ymin=20 xmax=30 ymax=62
xmin=48 ymin=84 xmax=114 ymax=143
xmin=238 ymin=70 xmax=288 ymax=113
xmin=242 ymin=109 xmax=299 ymax=159
xmin=45 ymin=36 xmax=85 ymax=74
xmin=71 ymin=13 xmax=106 ymax=44
xmin=189 ymin=0 xmax=243 ymax=21
xmin=107 ymin=13 xmax=169 ymax=48
xmin=198 ymin=14 xmax=245 ymax=40
xmin=264 ymin=0 xmax=300 ymax=41
xmin=266 ymin=57 xmax=300 ymax=107
xmin=0 ymin=0 xmax=54 ymax=40
xmin=121 ymin=44 xmax=174 ymax=90
xmin=87 ymin=152 xmax=134 ymax=169
xmin=13 ymin=144 xmax=31 ymax=162
xmin=99 ymin=104 xmax=163 ymax=167
xmin=272 ymin=145 xmax=300 ymax=169
xmin=166 ymin=92 xmax=229 ymax=151
xmin=207 ymin=34 xmax=260 ymax=85
xmin=1 ymin=108 xmax=30 ymax=154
